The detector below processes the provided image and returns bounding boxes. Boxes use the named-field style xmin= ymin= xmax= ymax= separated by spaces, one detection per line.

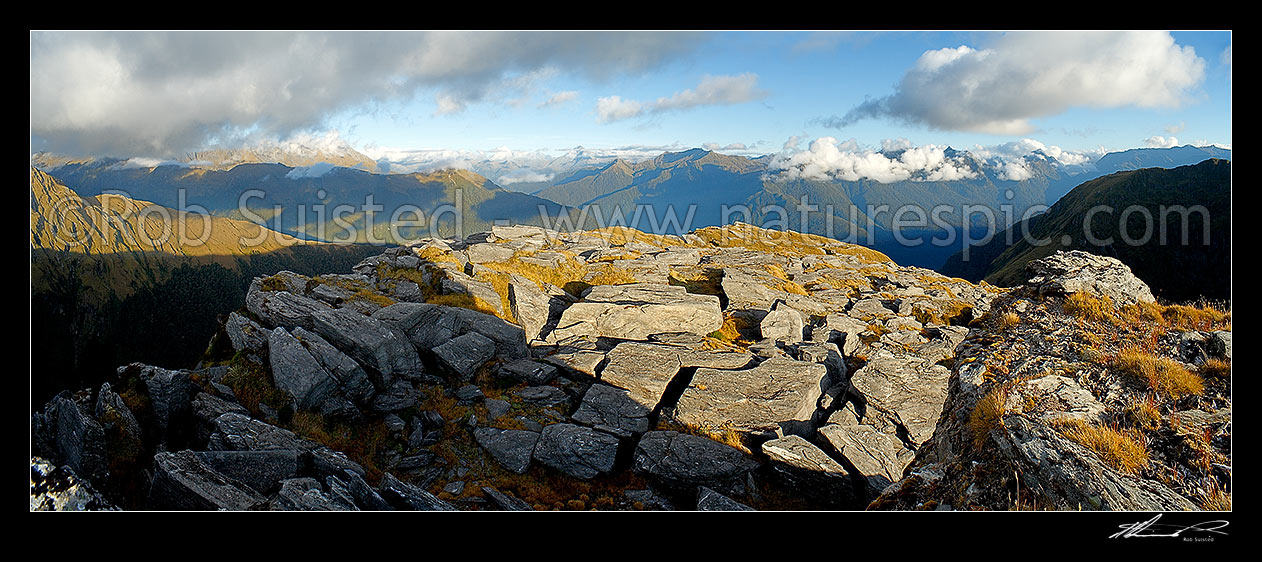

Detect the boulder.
xmin=311 ymin=308 xmax=424 ymax=383
xmin=818 ymin=423 xmax=912 ymax=496
xmin=498 ymin=359 xmax=559 ymax=385
xmin=533 ymin=423 xmax=620 ymax=479
xmin=632 ymin=430 xmax=759 ymax=496
xmin=671 ymin=357 xmax=828 ymax=437
xmin=148 ymin=450 xmax=266 ymax=511
xmin=378 ymin=473 xmax=457 ymax=511
xmin=482 ymin=486 xmax=534 ymax=511
xmin=267 ymin=327 xmax=344 ymax=413
xmin=508 ymin=274 xmax=574 ymax=343
xmin=291 ymin=327 xmax=375 ymax=405
xmin=1025 ymin=250 xmax=1156 ymax=306
xmin=848 ymin=349 xmax=952 ymax=447
xmin=271 ymin=477 xmax=358 ymax=511
xmin=759 ymin=300 xmax=804 ymax=343
xmin=761 ymin=435 xmax=855 ymax=506
xmin=599 ymin=341 xmax=754 ymax=411
xmin=473 ymin=427 xmax=540 ymax=474
xmin=372 ymin=302 xmax=528 ymax=360
xmin=224 ymin=312 xmax=267 ymax=353
xmin=550 ymin=284 xmax=723 ymax=341
xmin=192 ymin=450 xmax=302 ymax=495
xmin=245 ymin=284 xmax=332 ymax=330
xmin=571 ymin=384 xmax=652 ymax=437
xmin=695 ymin=486 xmax=754 ymax=511
xmin=432 ymin=332 xmax=497 ymax=380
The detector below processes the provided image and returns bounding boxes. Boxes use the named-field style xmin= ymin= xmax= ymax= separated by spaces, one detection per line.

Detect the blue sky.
xmin=30 ymin=30 xmax=1232 ymax=160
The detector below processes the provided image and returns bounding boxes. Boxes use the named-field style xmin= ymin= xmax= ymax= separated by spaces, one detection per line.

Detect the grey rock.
xmin=373 ymin=302 xmax=528 ymax=360
xmin=624 ymin=488 xmax=675 ymax=511
xmin=438 ymin=270 xmax=505 ymax=316
xmin=343 ymin=469 xmax=394 ymax=511
xmin=224 ymin=312 xmax=267 ymax=353
xmin=533 ymin=423 xmax=620 ymax=479
xmin=149 ymin=450 xmax=266 ymax=511
xmin=291 ymin=327 xmax=375 ymax=405
xmin=192 ymin=450 xmax=301 ymax=495
xmin=485 ymin=398 xmax=511 ymax=420
xmin=760 ymin=300 xmax=805 ymax=343
xmin=849 ymin=297 xmax=894 ymax=320
xmin=550 ymin=284 xmax=723 ymax=341
xmin=35 ymin=393 xmax=107 ymax=483
xmin=378 ymin=473 xmax=458 ymax=511
xmin=1210 ymin=331 xmax=1232 ymax=361
xmin=990 ymin=416 xmax=1196 ymax=510
xmin=191 ymin=392 xmax=250 ymax=443
xmin=508 ymin=274 xmax=575 ymax=343
xmin=696 ymin=486 xmax=755 ymax=511
xmin=514 ymin=385 xmax=570 ymax=408
xmin=432 ymin=332 xmax=497 ymax=380
xmin=571 ymin=384 xmax=652 ymax=437
xmin=498 ymin=359 xmax=559 ymax=385
xmin=137 ymin=364 xmax=200 ymax=449
xmin=761 ymin=435 xmax=855 ymax=506
xmin=370 ymin=380 xmax=421 ymax=413
xmin=811 ymin=313 xmax=870 ymax=356
xmin=245 ymin=284 xmax=332 ymax=330
xmin=311 ymin=307 xmax=424 ymax=382
xmin=272 ymin=477 xmax=358 ymax=511
xmin=671 ymin=357 xmax=828 ymax=437
xmin=1025 ymin=250 xmax=1156 ymax=306
xmin=94 ymin=382 xmax=143 ymax=457
xmin=267 ymin=327 xmax=342 ymax=412
xmin=454 ymin=384 xmax=485 ymax=403
xmin=482 ymin=486 xmax=534 ymax=511
xmin=848 ymin=349 xmax=952 ymax=447
xmin=466 ymin=242 xmax=517 ymax=264
xmin=474 ymin=427 xmax=540 ymax=474
xmin=819 ymin=423 xmax=910 ymax=496
xmin=633 ymin=431 xmax=759 ymax=496
xmin=600 ymin=341 xmax=754 ymax=411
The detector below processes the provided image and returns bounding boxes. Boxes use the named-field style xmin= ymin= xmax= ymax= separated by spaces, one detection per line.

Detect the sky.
xmin=30 ymin=30 xmax=1232 ymax=165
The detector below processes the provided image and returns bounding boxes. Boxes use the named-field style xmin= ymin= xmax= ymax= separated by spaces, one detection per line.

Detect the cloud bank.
xmin=768 ymin=136 xmax=1102 ymax=183
xmin=823 ymin=31 xmax=1206 ymax=134
xmin=30 ymin=30 xmax=707 ymax=156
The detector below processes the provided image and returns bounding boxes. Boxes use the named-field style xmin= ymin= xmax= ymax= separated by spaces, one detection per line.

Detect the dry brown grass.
xmin=709 ymin=314 xmax=758 ymax=345
xmin=1124 ymin=397 xmax=1163 ymax=432
xmin=996 ymin=311 xmax=1021 ymax=330
xmin=1112 ymin=347 xmax=1204 ymax=400
xmin=1051 ymin=418 xmax=1149 ymax=475
xmin=968 ymin=384 xmax=1012 ymax=449
xmin=1063 ymin=292 xmax=1115 ymax=324
xmin=288 ymin=410 xmax=392 ymax=482
xmin=1200 ymin=358 xmax=1231 ymax=379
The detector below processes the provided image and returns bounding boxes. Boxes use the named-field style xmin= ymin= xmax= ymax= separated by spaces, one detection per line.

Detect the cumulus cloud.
xmin=30 ymin=30 xmax=707 ymax=156
xmin=596 ymin=74 xmax=767 ymax=123
xmin=767 ymin=137 xmax=979 ymax=183
xmin=769 ymin=136 xmax=1102 ymax=183
xmin=1165 ymin=122 xmax=1186 ymax=134
xmin=823 ymin=31 xmax=1206 ymax=134
xmin=1145 ymin=135 xmax=1181 ymax=148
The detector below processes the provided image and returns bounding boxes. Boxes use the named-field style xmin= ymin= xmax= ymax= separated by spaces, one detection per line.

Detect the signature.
xmin=1110 ymin=514 xmax=1229 ymax=539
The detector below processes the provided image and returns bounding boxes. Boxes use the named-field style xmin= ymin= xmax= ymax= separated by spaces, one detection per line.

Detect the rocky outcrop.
xmin=36 ymin=222 xmax=1223 ymax=512
xmin=1024 ymin=250 xmax=1156 ymax=306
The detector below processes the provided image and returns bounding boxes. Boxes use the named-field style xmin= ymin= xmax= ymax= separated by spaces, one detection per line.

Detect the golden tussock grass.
xmin=996 ymin=311 xmax=1021 ymax=330
xmin=1050 ymin=418 xmax=1149 ymax=475
xmin=968 ymin=384 xmax=1012 ymax=449
xmin=708 ymin=314 xmax=758 ymax=345
xmin=1111 ymin=347 xmax=1204 ymax=399
xmin=1200 ymin=358 xmax=1231 ymax=379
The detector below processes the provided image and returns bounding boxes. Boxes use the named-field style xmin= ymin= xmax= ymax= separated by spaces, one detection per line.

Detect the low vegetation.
xmin=1111 ymin=347 xmax=1204 ymax=400
xmin=1050 ymin=418 xmax=1149 ymax=475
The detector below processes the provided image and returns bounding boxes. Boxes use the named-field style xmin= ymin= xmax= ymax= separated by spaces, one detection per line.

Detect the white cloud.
xmin=767 ymin=137 xmax=979 ymax=183
xmin=769 ymin=136 xmax=1103 ymax=183
xmin=596 ymin=74 xmax=767 ymax=123
xmin=1145 ymin=135 xmax=1181 ymax=148
xmin=539 ymin=90 xmax=579 ymax=108
xmin=702 ymin=142 xmax=749 ymax=152
xmin=595 ymin=96 xmax=647 ymax=123
xmin=434 ymin=94 xmax=467 ymax=116
xmin=30 ymin=30 xmax=707 ymax=156
xmin=1165 ymin=121 xmax=1186 ymax=134
xmin=826 ymin=31 xmax=1206 ymax=134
